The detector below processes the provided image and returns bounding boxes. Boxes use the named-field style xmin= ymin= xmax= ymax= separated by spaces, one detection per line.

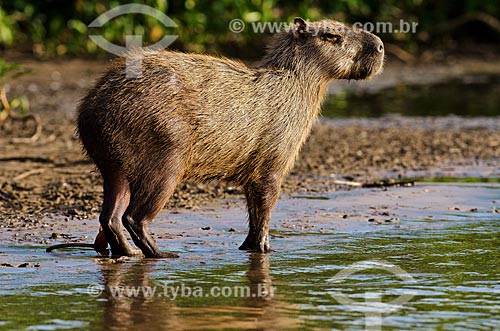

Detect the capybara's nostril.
xmin=377 ymin=43 xmax=384 ymax=53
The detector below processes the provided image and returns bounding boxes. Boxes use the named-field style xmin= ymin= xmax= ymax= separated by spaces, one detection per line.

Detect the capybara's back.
xmin=77 ymin=18 xmax=384 ymax=258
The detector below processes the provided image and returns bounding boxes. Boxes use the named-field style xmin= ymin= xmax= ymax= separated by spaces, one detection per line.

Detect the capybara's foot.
xmin=111 ymin=246 xmax=144 ymax=258
xmin=94 ymin=226 xmax=142 ymax=257
xmin=239 ymin=234 xmax=271 ymax=253
xmin=93 ymin=226 xmax=109 ymax=255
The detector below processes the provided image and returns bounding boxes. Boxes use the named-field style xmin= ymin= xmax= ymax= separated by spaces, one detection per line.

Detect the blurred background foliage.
xmin=0 ymin=0 xmax=498 ymax=59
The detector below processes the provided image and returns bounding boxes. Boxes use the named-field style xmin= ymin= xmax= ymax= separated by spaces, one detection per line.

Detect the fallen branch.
xmin=46 ymin=243 xmax=98 ymax=252
xmin=10 ymin=113 xmax=43 ymax=143
xmin=362 ymin=180 xmax=414 ymax=188
xmin=333 ymin=179 xmax=414 ymax=188
xmin=0 ymin=88 xmax=43 ymax=143
xmin=13 ymin=168 xmax=46 ymax=181
xmin=333 ymin=179 xmax=362 ymax=187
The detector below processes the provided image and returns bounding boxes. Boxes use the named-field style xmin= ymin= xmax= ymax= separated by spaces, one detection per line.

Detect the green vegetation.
xmin=417 ymin=176 xmax=500 ymax=184
xmin=0 ymin=0 xmax=498 ymax=58
xmin=0 ymin=59 xmax=29 ymax=115
xmin=0 ymin=59 xmax=41 ymax=142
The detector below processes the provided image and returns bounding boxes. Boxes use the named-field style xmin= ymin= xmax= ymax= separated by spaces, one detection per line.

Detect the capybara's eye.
xmin=321 ymin=33 xmax=341 ymax=44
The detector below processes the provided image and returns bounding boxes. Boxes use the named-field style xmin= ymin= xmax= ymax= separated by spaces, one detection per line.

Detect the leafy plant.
xmin=0 ymin=1 xmax=498 ymax=57
xmin=0 ymin=58 xmax=41 ymax=143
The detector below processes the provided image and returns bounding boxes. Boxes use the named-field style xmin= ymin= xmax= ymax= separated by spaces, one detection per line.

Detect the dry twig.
xmin=0 ymin=88 xmax=43 ymax=143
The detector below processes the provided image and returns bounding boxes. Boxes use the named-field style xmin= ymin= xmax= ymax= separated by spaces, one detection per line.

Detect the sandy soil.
xmin=0 ymin=57 xmax=499 ymax=243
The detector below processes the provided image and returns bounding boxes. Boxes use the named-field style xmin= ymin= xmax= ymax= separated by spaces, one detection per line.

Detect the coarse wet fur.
xmin=76 ymin=18 xmax=384 ymax=258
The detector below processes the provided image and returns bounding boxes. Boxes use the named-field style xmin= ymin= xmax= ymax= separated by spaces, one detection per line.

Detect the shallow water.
xmin=1 ymin=184 xmax=499 ymax=330
xmin=323 ymin=74 xmax=500 ymax=118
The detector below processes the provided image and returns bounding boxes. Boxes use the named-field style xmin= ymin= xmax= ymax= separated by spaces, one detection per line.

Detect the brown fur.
xmin=77 ymin=18 xmax=384 ymax=257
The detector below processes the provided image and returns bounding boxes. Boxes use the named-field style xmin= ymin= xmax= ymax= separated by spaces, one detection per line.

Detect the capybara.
xmin=76 ymin=18 xmax=384 ymax=257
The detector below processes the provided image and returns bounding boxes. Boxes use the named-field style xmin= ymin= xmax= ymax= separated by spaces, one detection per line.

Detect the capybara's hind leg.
xmin=123 ymin=169 xmax=185 ymax=258
xmin=240 ymin=175 xmax=281 ymax=252
xmin=99 ymin=165 xmax=142 ymax=257
xmin=123 ymin=214 xmax=178 ymax=258
xmin=123 ymin=183 xmax=179 ymax=258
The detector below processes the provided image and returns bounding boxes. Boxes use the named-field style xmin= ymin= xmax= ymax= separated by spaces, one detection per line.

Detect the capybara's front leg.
xmin=240 ymin=174 xmax=281 ymax=252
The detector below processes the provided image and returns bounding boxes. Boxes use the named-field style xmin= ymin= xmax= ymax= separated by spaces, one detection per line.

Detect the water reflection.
xmin=99 ymin=259 xmax=175 ymax=330
xmin=97 ymin=253 xmax=301 ymax=330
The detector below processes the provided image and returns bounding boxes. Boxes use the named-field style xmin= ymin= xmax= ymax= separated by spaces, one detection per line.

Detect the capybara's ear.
xmin=294 ymin=17 xmax=308 ymax=37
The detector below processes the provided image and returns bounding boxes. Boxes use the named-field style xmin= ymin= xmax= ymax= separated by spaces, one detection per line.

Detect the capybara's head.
xmin=291 ymin=17 xmax=385 ymax=80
